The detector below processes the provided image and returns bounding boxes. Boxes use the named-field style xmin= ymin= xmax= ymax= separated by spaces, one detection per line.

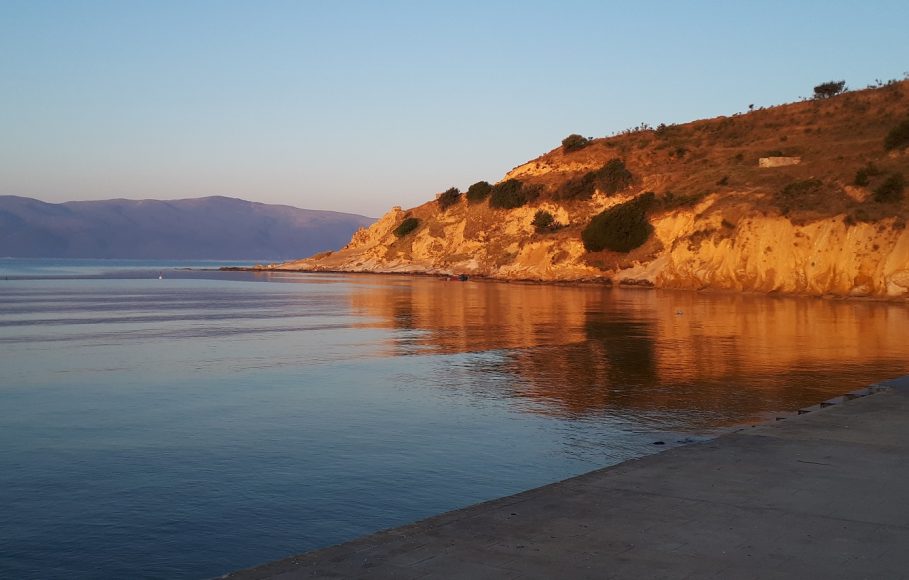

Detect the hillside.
xmin=0 ymin=196 xmax=374 ymax=260
xmin=266 ymin=80 xmax=909 ymax=298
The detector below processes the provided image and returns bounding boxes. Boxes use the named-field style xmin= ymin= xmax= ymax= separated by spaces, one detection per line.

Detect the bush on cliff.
xmin=598 ymin=159 xmax=634 ymax=195
xmin=884 ymin=118 xmax=909 ymax=151
xmin=489 ymin=179 xmax=539 ymax=209
xmin=853 ymin=163 xmax=881 ymax=186
xmin=532 ymin=209 xmax=558 ymax=233
xmin=466 ymin=181 xmax=492 ymax=203
xmin=561 ymin=133 xmax=590 ymax=152
xmin=557 ymin=159 xmax=634 ymax=200
xmin=393 ymin=217 xmax=420 ymax=238
xmin=873 ymin=173 xmax=905 ymax=203
xmin=581 ymin=192 xmax=655 ymax=253
xmin=437 ymin=187 xmax=461 ymax=210
xmin=558 ymin=171 xmax=598 ymax=200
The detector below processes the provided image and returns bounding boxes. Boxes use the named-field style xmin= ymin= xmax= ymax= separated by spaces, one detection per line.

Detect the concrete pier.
xmin=224 ymin=376 xmax=909 ymax=579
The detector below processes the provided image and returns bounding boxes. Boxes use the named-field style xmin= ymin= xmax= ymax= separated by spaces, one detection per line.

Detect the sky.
xmin=1 ymin=1 xmax=908 ymax=217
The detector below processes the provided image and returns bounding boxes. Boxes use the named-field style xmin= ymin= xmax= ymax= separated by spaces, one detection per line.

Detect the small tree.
xmin=813 ymin=80 xmax=846 ymax=99
xmin=393 ymin=217 xmax=420 ymax=238
xmin=884 ymin=118 xmax=909 ymax=151
xmin=466 ymin=181 xmax=492 ymax=203
xmin=561 ymin=133 xmax=590 ymax=152
xmin=437 ymin=187 xmax=461 ymax=209
xmin=532 ymin=209 xmax=557 ymax=232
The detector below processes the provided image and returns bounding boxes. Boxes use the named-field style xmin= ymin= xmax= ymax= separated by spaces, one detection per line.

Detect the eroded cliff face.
xmin=267 ymin=191 xmax=909 ymax=298
xmin=265 ymin=81 xmax=909 ymax=299
xmin=629 ymin=205 xmax=909 ymax=297
xmin=272 ymin=193 xmax=613 ymax=281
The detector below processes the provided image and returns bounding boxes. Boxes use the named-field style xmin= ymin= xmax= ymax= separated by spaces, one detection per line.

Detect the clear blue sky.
xmin=2 ymin=0 xmax=907 ymax=216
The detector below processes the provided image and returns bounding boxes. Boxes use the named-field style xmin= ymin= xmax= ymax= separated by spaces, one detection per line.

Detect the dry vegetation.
xmin=296 ymin=81 xmax=909 ymax=287
xmin=383 ymin=80 xmax=909 ymax=269
xmin=498 ymin=80 xmax=909 ymax=227
xmin=276 ymin=79 xmax=909 ymax=298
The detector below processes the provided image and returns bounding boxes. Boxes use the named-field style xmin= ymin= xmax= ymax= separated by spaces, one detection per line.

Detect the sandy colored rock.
xmin=262 ymin=81 xmax=909 ymax=300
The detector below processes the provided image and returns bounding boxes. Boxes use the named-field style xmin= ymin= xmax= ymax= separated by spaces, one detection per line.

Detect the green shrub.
xmin=581 ymin=192 xmax=655 ymax=252
xmin=490 ymin=179 xmax=538 ymax=209
xmin=813 ymin=80 xmax=846 ymax=99
xmin=561 ymin=134 xmax=590 ymax=152
xmin=437 ymin=187 xmax=461 ymax=209
xmin=873 ymin=173 xmax=905 ymax=203
xmin=532 ymin=209 xmax=557 ymax=232
xmin=853 ymin=162 xmax=880 ymax=186
xmin=466 ymin=181 xmax=493 ymax=203
xmin=884 ymin=118 xmax=909 ymax=151
xmin=598 ymin=159 xmax=634 ymax=194
xmin=393 ymin=217 xmax=420 ymax=238
xmin=556 ymin=159 xmax=634 ymax=201
xmin=557 ymin=171 xmax=598 ymax=200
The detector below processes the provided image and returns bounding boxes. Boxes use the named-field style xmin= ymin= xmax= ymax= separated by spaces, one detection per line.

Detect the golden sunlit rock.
xmin=265 ymin=81 xmax=909 ymax=299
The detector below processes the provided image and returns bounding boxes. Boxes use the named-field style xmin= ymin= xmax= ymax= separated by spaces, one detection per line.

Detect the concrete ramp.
xmin=224 ymin=376 xmax=909 ymax=579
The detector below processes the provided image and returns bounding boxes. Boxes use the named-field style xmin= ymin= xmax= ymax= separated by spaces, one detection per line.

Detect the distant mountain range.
xmin=0 ymin=195 xmax=375 ymax=260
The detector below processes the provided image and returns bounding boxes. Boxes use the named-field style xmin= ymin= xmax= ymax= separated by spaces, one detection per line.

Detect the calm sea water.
xmin=1 ymin=259 xmax=907 ymax=579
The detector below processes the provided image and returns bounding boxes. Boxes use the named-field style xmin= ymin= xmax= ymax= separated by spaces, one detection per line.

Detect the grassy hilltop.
xmin=269 ymin=79 xmax=909 ymax=299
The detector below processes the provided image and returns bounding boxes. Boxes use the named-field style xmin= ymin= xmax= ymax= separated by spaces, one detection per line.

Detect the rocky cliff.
xmin=266 ymin=81 xmax=909 ymax=299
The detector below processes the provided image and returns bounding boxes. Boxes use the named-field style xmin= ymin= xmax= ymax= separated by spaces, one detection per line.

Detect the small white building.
xmin=759 ymin=156 xmax=801 ymax=168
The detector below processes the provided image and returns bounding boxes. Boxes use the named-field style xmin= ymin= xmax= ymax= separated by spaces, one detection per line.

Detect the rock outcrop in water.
xmin=266 ymin=81 xmax=909 ymax=299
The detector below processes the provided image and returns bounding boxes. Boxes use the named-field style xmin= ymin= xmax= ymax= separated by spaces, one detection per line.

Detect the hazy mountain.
xmin=0 ymin=195 xmax=375 ymax=260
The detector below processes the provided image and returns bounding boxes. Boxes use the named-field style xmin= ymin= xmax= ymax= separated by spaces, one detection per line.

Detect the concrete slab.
xmin=222 ymin=378 xmax=909 ymax=580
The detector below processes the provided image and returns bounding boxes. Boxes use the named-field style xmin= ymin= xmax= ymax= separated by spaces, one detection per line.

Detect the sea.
xmin=1 ymin=258 xmax=907 ymax=579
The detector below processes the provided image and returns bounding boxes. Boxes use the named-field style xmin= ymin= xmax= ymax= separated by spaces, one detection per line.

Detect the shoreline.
xmin=221 ymin=375 xmax=909 ymax=579
xmin=218 ymin=265 xmax=909 ymax=302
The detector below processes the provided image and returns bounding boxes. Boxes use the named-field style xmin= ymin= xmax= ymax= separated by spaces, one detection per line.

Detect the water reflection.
xmin=348 ymin=277 xmax=909 ymax=429
xmin=3 ymin=267 xmax=909 ymax=579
